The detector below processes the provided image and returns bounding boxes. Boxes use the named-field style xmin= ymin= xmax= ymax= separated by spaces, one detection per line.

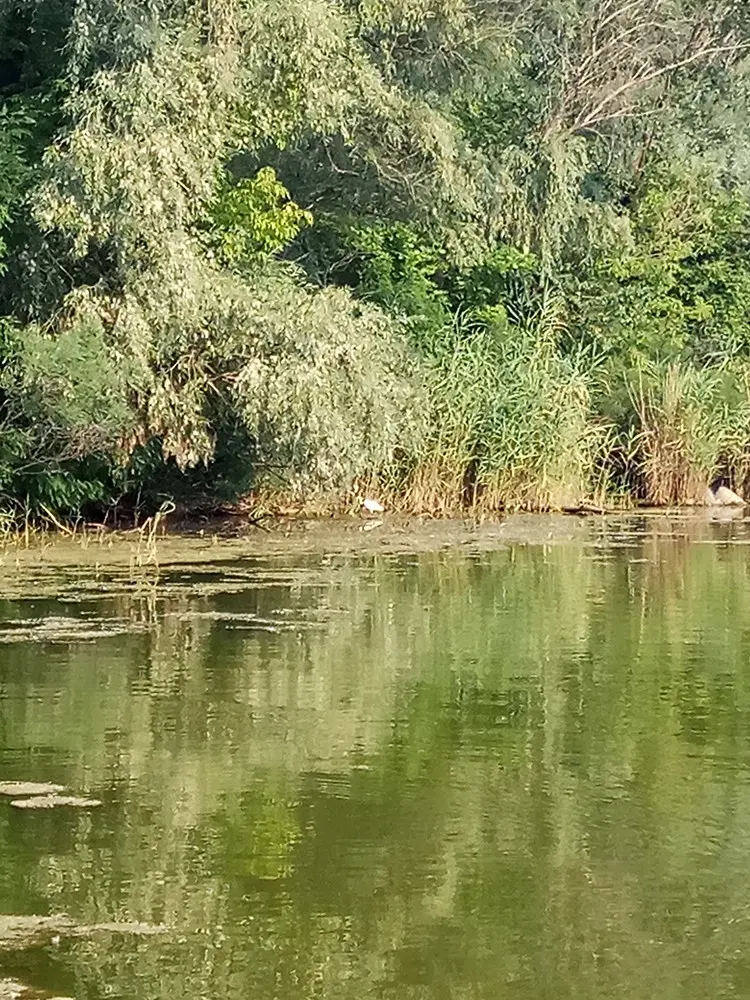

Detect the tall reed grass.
xmin=622 ymin=360 xmax=750 ymax=505
xmin=400 ymin=319 xmax=607 ymax=512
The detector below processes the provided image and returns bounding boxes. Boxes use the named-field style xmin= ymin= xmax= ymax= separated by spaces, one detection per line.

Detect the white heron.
xmin=362 ymin=498 xmax=385 ymax=514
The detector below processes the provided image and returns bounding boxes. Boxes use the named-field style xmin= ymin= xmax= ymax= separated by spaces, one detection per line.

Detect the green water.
xmin=2 ymin=515 xmax=750 ymax=999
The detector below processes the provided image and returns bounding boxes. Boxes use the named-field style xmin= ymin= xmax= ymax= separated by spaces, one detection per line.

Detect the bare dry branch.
xmin=534 ymin=0 xmax=750 ymax=137
xmin=574 ymin=41 xmax=750 ymax=132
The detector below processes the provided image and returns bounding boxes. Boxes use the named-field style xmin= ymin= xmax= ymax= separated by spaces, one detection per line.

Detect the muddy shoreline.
xmin=0 ymin=508 xmax=747 ymax=576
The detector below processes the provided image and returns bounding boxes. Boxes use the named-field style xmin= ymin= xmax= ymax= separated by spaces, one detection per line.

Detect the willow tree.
xmin=3 ymin=0 xmax=442 ymax=500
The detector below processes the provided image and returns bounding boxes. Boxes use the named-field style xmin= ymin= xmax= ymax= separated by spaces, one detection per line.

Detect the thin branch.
xmin=574 ymin=40 xmax=750 ymax=131
xmin=590 ymin=0 xmax=652 ymax=38
xmin=536 ymin=0 xmax=750 ymax=138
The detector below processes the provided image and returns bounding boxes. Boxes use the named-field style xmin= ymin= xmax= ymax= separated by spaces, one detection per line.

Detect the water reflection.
xmin=1 ymin=516 xmax=750 ymax=998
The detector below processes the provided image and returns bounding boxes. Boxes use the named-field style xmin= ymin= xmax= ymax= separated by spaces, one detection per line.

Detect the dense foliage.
xmin=3 ymin=0 xmax=750 ymax=516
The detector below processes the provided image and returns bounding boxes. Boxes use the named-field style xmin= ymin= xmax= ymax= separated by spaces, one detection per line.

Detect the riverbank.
xmin=1 ymin=507 xmax=747 ymax=581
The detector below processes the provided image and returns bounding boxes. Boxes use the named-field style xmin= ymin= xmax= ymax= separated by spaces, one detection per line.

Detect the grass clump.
xmin=401 ymin=320 xmax=606 ymax=513
xmin=620 ymin=361 xmax=750 ymax=505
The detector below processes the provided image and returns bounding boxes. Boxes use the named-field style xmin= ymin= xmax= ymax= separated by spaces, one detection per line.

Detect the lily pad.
xmin=0 ymin=913 xmax=167 ymax=952
xmin=0 ymin=980 xmax=72 ymax=1000
xmin=82 ymin=921 xmax=167 ymax=936
xmin=0 ymin=978 xmax=27 ymax=999
xmin=0 ymin=915 xmax=72 ymax=950
xmin=0 ymin=783 xmax=66 ymax=798
xmin=10 ymin=795 xmax=102 ymax=810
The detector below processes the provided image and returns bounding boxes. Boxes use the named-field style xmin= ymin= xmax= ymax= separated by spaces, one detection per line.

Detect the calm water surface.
xmin=2 ymin=515 xmax=750 ymax=999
